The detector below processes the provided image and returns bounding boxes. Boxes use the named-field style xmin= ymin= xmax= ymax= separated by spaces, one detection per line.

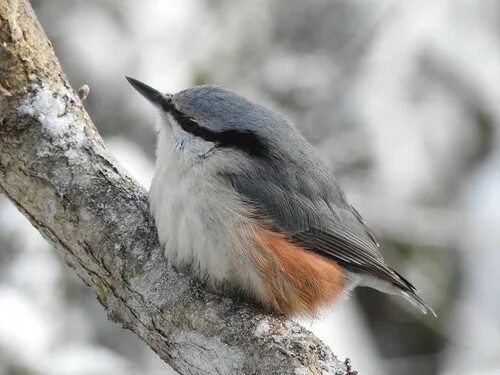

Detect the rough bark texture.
xmin=0 ymin=1 xmax=351 ymax=374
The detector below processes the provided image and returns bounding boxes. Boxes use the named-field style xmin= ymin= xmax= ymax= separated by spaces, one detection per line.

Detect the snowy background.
xmin=1 ymin=0 xmax=499 ymax=374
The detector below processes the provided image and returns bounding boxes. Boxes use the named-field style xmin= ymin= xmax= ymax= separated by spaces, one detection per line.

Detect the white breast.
xmin=149 ymin=123 xmax=264 ymax=293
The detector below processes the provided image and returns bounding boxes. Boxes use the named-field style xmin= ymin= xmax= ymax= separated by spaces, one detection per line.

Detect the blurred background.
xmin=1 ymin=0 xmax=499 ymax=374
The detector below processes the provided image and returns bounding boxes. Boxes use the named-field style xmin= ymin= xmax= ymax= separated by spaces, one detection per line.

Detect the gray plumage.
xmin=174 ymin=85 xmax=434 ymax=315
xmin=127 ymin=77 xmax=435 ymax=316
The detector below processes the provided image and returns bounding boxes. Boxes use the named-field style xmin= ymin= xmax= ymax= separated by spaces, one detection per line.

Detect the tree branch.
xmin=0 ymin=1 xmax=351 ymax=374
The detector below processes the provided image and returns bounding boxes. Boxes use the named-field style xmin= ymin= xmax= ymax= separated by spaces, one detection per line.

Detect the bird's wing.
xmin=291 ymin=225 xmax=416 ymax=292
xmin=220 ymin=157 xmax=435 ymax=315
xmin=220 ymin=163 xmax=416 ymax=293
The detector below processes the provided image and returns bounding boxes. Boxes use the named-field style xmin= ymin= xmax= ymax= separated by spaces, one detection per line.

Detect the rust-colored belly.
xmin=251 ymin=229 xmax=345 ymax=315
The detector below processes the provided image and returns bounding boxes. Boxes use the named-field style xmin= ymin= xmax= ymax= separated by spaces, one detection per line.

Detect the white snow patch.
xmin=72 ymin=130 xmax=88 ymax=148
xmin=254 ymin=319 xmax=270 ymax=338
xmin=17 ymin=82 xmax=88 ymax=149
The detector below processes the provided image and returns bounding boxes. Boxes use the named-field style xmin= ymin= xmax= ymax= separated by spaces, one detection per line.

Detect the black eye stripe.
xmin=165 ymin=103 xmax=269 ymax=158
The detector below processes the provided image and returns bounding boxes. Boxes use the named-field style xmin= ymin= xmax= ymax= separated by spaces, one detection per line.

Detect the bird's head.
xmin=126 ymin=77 xmax=299 ymax=163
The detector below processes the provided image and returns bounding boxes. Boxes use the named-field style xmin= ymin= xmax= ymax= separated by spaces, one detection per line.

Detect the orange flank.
xmin=251 ymin=228 xmax=345 ymax=315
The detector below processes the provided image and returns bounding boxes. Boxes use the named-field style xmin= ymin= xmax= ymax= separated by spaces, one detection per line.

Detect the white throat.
xmin=148 ymin=115 xmax=265 ymax=295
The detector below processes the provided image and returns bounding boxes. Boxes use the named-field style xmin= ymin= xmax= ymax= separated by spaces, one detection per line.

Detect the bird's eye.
xmin=162 ymin=93 xmax=172 ymax=103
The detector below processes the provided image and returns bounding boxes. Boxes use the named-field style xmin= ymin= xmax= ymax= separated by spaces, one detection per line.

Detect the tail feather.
xmin=401 ymin=290 xmax=437 ymax=317
xmin=391 ymin=269 xmax=437 ymax=317
xmin=357 ymin=269 xmax=437 ymax=317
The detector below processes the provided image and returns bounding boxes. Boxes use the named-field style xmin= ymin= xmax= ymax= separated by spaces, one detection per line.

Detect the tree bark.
xmin=0 ymin=1 xmax=351 ymax=374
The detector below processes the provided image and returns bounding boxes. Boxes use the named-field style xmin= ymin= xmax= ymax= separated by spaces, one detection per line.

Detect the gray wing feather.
xmin=220 ymin=146 xmax=436 ymax=315
xmin=292 ymin=227 xmax=416 ymax=292
xmin=220 ymin=155 xmax=415 ymax=292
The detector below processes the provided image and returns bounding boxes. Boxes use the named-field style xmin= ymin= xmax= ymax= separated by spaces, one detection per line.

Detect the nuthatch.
xmin=126 ymin=77 xmax=435 ymax=316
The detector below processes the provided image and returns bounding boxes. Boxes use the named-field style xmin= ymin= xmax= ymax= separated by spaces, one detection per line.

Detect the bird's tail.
xmin=400 ymin=289 xmax=436 ymax=317
xmin=388 ymin=268 xmax=437 ymax=317
xmin=356 ymin=267 xmax=437 ymax=317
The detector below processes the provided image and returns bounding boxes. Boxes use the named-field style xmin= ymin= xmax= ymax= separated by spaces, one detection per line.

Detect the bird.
xmin=126 ymin=77 xmax=436 ymax=317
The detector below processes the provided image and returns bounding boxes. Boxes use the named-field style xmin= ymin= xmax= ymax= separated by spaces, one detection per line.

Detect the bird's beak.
xmin=125 ymin=77 xmax=172 ymax=108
